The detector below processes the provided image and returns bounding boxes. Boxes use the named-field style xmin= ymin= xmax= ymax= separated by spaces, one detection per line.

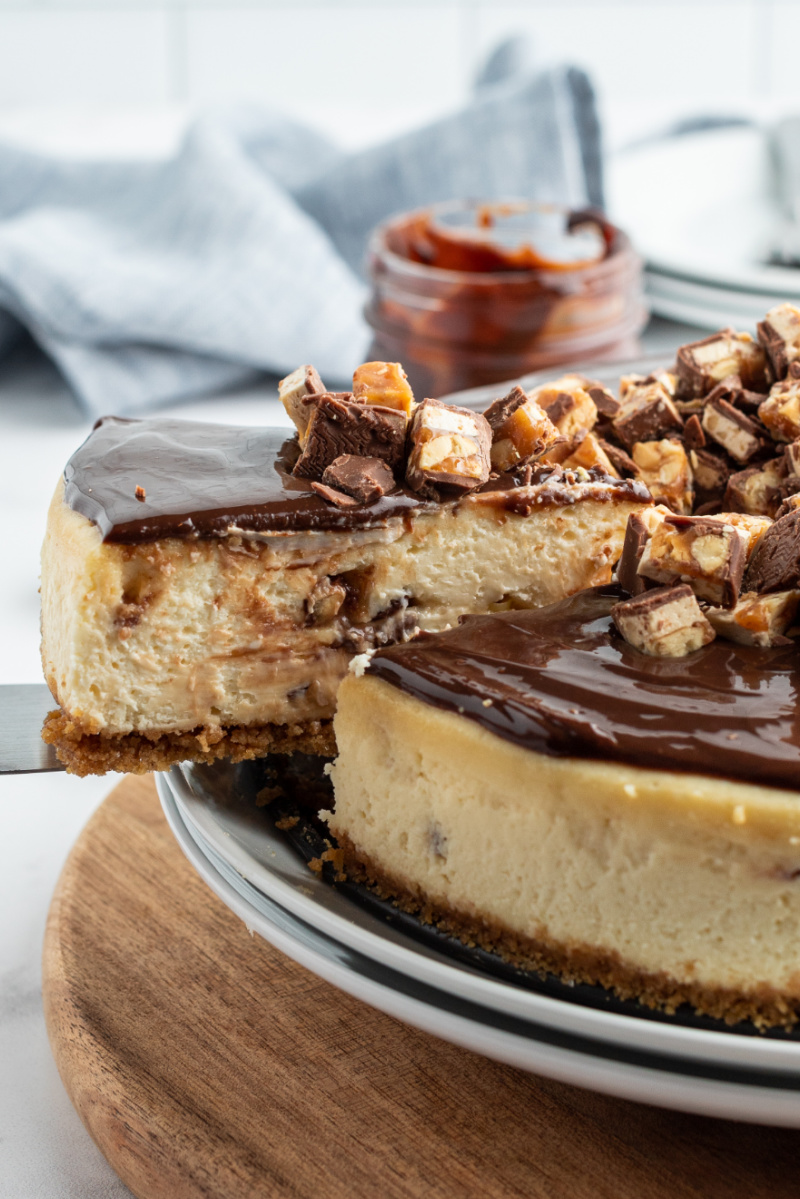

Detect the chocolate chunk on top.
xmin=405 ymin=398 xmax=491 ymax=498
xmin=278 ymin=364 xmax=326 ymax=446
xmin=484 ymin=385 xmax=560 ymax=472
xmin=676 ymin=329 xmax=770 ymax=398
xmin=612 ymin=584 xmax=716 ymax=658
xmin=757 ymin=303 xmax=800 ymax=380
xmin=745 ymin=507 xmax=800 ymax=594
xmin=293 ymin=393 xmax=407 ymax=481
xmin=321 ymin=455 xmax=396 ymax=505
xmin=617 ymin=512 xmax=652 ymax=596
xmin=611 ymin=379 xmax=683 ymax=449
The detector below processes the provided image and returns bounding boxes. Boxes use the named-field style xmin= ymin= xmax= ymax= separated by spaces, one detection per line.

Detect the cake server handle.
xmin=0 ymin=684 xmax=64 ymax=774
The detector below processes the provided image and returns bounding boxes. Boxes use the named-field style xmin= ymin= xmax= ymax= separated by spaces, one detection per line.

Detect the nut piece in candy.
xmin=744 ymin=507 xmax=800 ymax=593
xmin=406 ymin=398 xmax=491 ymax=498
xmin=484 ymin=385 xmax=560 ymax=472
xmin=719 ymin=511 xmax=772 ymax=558
xmin=706 ymin=589 xmax=799 ymax=647
xmin=637 ymin=515 xmax=747 ymax=606
xmin=632 ymin=439 xmax=694 ymax=514
xmin=278 ymin=364 xmax=326 ymax=446
xmin=724 ymin=459 xmax=784 ymax=518
xmin=321 ymin=454 xmax=396 ymax=504
xmin=611 ymin=379 xmax=684 ymax=449
xmin=352 ymin=361 xmax=415 ymax=416
xmin=561 ymin=431 xmax=619 ymax=476
xmin=533 ymin=376 xmax=598 ymax=438
xmin=612 ymin=584 xmax=716 ymax=658
xmin=757 ymin=303 xmax=800 ymax=379
xmin=676 ymin=329 xmax=770 ymax=398
xmin=293 ymin=393 xmax=407 ymax=480
xmin=701 ymin=397 xmax=768 ymax=464
xmin=304 ymin=577 xmax=348 ymax=625
xmin=759 ymin=377 xmax=800 ymax=442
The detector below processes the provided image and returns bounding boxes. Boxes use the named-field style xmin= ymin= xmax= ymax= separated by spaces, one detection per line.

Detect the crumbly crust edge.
xmin=334 ymin=831 xmax=800 ymax=1031
xmin=42 ymin=707 xmax=336 ymax=777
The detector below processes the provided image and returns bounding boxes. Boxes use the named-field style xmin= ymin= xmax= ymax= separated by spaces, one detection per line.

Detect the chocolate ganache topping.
xmin=63 ymin=416 xmax=648 ymax=544
xmin=367 ymin=585 xmax=800 ymax=790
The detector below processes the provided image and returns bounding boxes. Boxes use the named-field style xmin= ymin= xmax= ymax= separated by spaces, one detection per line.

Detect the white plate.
xmin=165 ymin=761 xmax=800 ymax=1083
xmin=157 ymin=770 xmax=800 ymax=1126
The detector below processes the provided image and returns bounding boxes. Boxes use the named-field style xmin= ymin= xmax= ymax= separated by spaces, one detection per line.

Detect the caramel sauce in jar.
xmin=365 ymin=200 xmax=646 ymax=399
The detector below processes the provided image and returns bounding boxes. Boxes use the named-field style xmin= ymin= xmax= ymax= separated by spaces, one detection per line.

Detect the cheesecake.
xmin=41 ymin=400 xmax=646 ymax=775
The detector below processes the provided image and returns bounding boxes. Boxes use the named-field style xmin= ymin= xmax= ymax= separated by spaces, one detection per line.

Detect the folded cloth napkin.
xmin=0 ymin=51 xmax=602 ymax=417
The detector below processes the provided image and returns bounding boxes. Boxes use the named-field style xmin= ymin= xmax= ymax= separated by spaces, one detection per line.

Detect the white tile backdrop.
xmin=0 ymin=1 xmax=794 ymax=150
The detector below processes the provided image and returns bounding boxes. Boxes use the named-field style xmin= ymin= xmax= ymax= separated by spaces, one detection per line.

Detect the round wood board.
xmin=43 ymin=774 xmax=800 ymax=1199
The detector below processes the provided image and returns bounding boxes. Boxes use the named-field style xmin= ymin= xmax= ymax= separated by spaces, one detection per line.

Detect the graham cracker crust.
xmin=335 ymin=832 xmax=800 ymax=1031
xmin=43 ymin=707 xmax=336 ymax=777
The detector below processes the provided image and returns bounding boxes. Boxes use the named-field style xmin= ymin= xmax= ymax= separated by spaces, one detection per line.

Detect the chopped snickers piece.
xmin=785 ymin=439 xmax=800 ymax=475
xmin=352 ymin=361 xmax=415 ymax=416
xmin=632 ymin=439 xmax=693 ymax=514
xmin=776 ymin=493 xmax=800 ymax=519
xmin=612 ymin=380 xmax=684 ymax=449
xmin=706 ymin=589 xmax=799 ymax=647
xmin=293 ymin=393 xmax=407 ymax=480
xmin=688 ymin=448 xmax=730 ymax=506
xmin=612 ymin=585 xmax=716 ymax=658
xmin=321 ymin=455 xmax=396 ymax=505
xmin=278 ymin=364 xmax=326 ymax=446
xmin=533 ymin=376 xmax=598 ymax=438
xmin=757 ymin=303 xmax=800 ymax=379
xmin=759 ymin=377 xmax=800 ymax=442
xmin=484 ymin=385 xmax=560 ymax=472
xmin=682 ymin=414 xmax=706 ymax=451
xmin=704 ymin=374 xmax=766 ymax=416
xmin=405 ymin=398 xmax=491 ymax=498
xmin=596 ymin=438 xmax=639 ymax=477
xmin=309 ymin=481 xmax=360 ymax=508
xmin=720 ymin=512 xmax=772 ymax=558
xmin=676 ymin=329 xmax=770 ymax=398
xmin=744 ymin=508 xmax=800 ymax=593
xmin=617 ymin=513 xmax=652 ymax=596
xmin=724 ymin=459 xmax=783 ymax=519
xmin=561 ymin=431 xmax=619 ymax=477
xmin=701 ymin=397 xmax=768 ymax=464
xmin=637 ymin=515 xmax=747 ymax=607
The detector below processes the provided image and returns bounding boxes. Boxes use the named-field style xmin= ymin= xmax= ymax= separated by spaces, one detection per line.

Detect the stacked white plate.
xmin=157 ymin=761 xmax=800 ymax=1127
xmin=608 ymin=124 xmax=800 ymax=331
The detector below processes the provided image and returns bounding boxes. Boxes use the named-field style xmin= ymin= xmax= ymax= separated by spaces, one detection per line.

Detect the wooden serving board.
xmin=43 ymin=774 xmax=800 ymax=1199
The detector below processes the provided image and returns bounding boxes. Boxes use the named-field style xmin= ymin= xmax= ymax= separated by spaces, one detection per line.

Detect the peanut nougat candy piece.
xmin=689 ymin=447 xmax=730 ymax=508
xmin=561 ymin=431 xmax=620 ymax=477
xmin=721 ymin=511 xmax=772 ymax=557
xmin=612 ymin=585 xmax=716 ymax=657
xmin=615 ymin=504 xmax=673 ymax=596
xmin=745 ymin=508 xmax=800 ymax=593
xmin=532 ymin=375 xmax=598 ymax=439
xmin=757 ymin=303 xmax=800 ymax=379
xmin=278 ymin=364 xmax=326 ymax=446
xmin=706 ymin=589 xmax=799 ymax=647
xmin=405 ymin=398 xmax=491 ymax=498
xmin=701 ymin=396 xmax=769 ymax=464
xmin=631 ymin=439 xmax=693 ymax=514
xmin=483 ymin=385 xmax=560 ymax=472
xmin=759 ymin=369 xmax=800 ymax=442
xmin=724 ymin=459 xmax=784 ymax=518
xmin=611 ymin=379 xmax=684 ymax=450
xmin=352 ymin=361 xmax=416 ymax=417
xmin=676 ymin=329 xmax=770 ymax=398
xmin=294 ymin=393 xmax=407 ymax=480
xmin=637 ymin=514 xmax=747 ymax=606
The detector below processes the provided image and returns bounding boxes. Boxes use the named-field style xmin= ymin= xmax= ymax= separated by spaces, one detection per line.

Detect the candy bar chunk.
xmin=533 ymin=377 xmax=598 ymax=438
xmin=706 ymin=589 xmax=799 ymax=647
xmin=406 ymin=398 xmax=491 ymax=498
xmin=719 ymin=512 xmax=772 ymax=557
xmin=701 ymin=397 xmax=768 ymax=464
xmin=724 ymin=459 xmax=783 ymax=518
xmin=632 ymin=439 xmax=693 ymax=514
xmin=294 ymin=394 xmax=407 ymax=480
xmin=616 ymin=513 xmax=652 ymax=596
xmin=688 ymin=447 xmax=729 ymax=504
xmin=352 ymin=361 xmax=415 ymax=416
xmin=585 ymin=383 xmax=620 ymax=419
xmin=682 ymin=414 xmax=706 ymax=451
xmin=620 ymin=370 xmax=677 ymax=400
xmin=321 ymin=455 xmax=396 ymax=504
xmin=611 ymin=379 xmax=684 ymax=449
xmin=612 ymin=585 xmax=715 ymax=658
xmin=484 ymin=386 xmax=560 ymax=472
xmin=561 ymin=431 xmax=619 ymax=477
xmin=744 ymin=508 xmax=800 ymax=593
xmin=637 ymin=515 xmax=747 ymax=606
xmin=757 ymin=303 xmax=800 ymax=379
xmin=704 ymin=374 xmax=766 ymax=416
xmin=278 ymin=365 xmax=326 ymax=446
xmin=785 ymin=439 xmax=800 ymax=475
xmin=759 ymin=377 xmax=800 ymax=442
xmin=596 ymin=438 xmax=639 ymax=477
xmin=776 ymin=493 xmax=800 ymax=519
xmin=676 ymin=329 xmax=770 ymax=398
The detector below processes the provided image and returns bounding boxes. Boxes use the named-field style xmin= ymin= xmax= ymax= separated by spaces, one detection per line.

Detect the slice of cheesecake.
xmin=41 ymin=415 xmax=647 ymax=775
xmin=328 ymin=586 xmax=800 ymax=1028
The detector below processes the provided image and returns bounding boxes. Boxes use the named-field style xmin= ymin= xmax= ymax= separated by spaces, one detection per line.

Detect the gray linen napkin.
xmin=0 ymin=56 xmax=602 ymax=417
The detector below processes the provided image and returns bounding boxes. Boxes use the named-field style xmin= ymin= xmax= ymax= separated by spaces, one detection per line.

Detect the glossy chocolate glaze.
xmin=63 ymin=417 xmax=649 ymax=544
xmin=368 ymin=585 xmax=800 ymax=790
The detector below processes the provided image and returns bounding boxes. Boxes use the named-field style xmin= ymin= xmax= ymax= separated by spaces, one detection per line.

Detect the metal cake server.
xmin=0 ymin=684 xmax=63 ymax=774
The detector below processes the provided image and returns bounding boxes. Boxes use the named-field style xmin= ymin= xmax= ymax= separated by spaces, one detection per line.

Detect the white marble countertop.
xmin=0 ymin=317 xmax=699 ymax=1195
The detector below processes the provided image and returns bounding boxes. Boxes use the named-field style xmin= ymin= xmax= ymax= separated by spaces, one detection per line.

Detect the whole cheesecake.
xmin=328 ymin=585 xmax=800 ymax=1028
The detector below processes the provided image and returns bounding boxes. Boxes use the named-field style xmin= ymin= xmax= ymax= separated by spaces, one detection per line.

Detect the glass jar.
xmin=365 ymin=200 xmax=646 ymax=399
